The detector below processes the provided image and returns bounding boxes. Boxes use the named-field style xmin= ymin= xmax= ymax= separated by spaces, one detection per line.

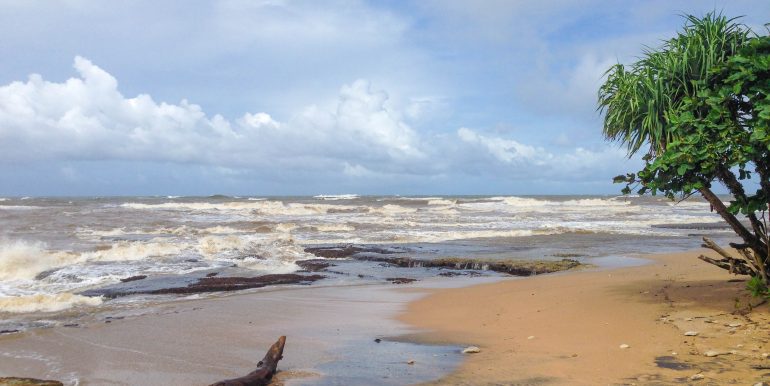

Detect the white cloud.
xmin=457 ymin=127 xmax=538 ymax=163
xmin=0 ymin=57 xmax=426 ymax=171
xmin=0 ymin=56 xmax=630 ymax=187
xmin=455 ymin=127 xmax=628 ymax=180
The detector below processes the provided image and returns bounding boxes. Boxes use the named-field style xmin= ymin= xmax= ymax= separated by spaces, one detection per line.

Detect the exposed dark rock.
xmin=356 ymin=255 xmax=581 ymax=276
xmin=386 ymin=277 xmax=417 ymax=284
xmin=304 ymin=244 xmax=581 ymax=276
xmin=120 ymin=275 xmax=147 ymax=283
xmin=0 ymin=377 xmax=63 ymax=386
xmin=86 ymin=274 xmax=326 ymax=298
xmin=296 ymin=259 xmax=335 ymax=272
xmin=304 ymin=245 xmax=403 ymax=259
xmin=205 ymin=272 xmax=219 ymax=277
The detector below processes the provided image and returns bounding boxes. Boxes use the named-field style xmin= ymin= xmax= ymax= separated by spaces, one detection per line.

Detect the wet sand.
xmin=400 ymin=250 xmax=770 ymax=385
xmin=0 ymin=277 xmax=500 ymax=386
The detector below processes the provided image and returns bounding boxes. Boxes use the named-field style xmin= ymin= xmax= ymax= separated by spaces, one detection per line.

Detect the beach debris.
xmin=728 ymin=322 xmax=742 ymax=328
xmin=406 ymin=359 xmax=415 ymax=365
xmin=684 ymin=331 xmax=699 ymax=336
xmin=685 ymin=317 xmax=693 ymax=321
xmin=690 ymin=373 xmax=705 ymax=380
xmin=704 ymin=350 xmax=724 ymax=357
xmin=209 ymin=336 xmax=286 ymax=386
xmin=374 ymin=338 xmax=381 ymax=343
xmin=527 ymin=335 xmax=535 ymax=340
xmin=762 ymin=352 xmax=769 ymax=358
xmin=462 ymin=346 xmax=481 ymax=354
xmin=0 ymin=329 xmax=20 ymax=335
xmin=619 ymin=344 xmax=630 ymax=349
xmin=697 ymin=237 xmax=756 ymax=276
xmin=0 ymin=378 xmax=63 ymax=386
xmin=754 ymin=382 xmax=769 ymax=386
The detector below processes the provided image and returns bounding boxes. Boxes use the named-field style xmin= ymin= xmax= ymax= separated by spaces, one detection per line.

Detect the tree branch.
xmin=699 ymin=187 xmax=766 ymax=257
xmin=716 ymin=166 xmax=766 ymax=243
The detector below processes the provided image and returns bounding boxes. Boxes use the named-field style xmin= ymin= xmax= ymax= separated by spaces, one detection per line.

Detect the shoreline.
xmin=0 ymin=276 xmax=501 ymax=386
xmin=399 ymin=249 xmax=770 ymax=385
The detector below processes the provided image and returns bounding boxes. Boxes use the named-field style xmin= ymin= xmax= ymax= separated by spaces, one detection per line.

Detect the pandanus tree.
xmin=599 ymin=13 xmax=770 ymax=290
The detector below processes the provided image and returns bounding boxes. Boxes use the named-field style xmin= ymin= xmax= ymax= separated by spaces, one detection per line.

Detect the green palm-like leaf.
xmin=598 ymin=12 xmax=751 ymax=157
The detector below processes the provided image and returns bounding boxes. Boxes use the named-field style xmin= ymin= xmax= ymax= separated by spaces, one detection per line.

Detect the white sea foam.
xmin=121 ymin=201 xmax=262 ymax=211
xmin=0 ymin=205 xmax=41 ymax=210
xmin=79 ymin=241 xmax=183 ymax=262
xmin=0 ymin=240 xmax=76 ymax=281
xmin=312 ymin=224 xmax=356 ymax=232
xmin=0 ymin=239 xmax=183 ymax=281
xmin=196 ymin=232 xmax=312 ymax=270
xmin=0 ymin=293 xmax=103 ymax=313
xmin=314 ymin=194 xmax=360 ymax=200
xmin=427 ymin=199 xmax=457 ymax=206
xmin=370 ymin=204 xmax=418 ymax=215
xmin=390 ymin=229 xmax=543 ymax=243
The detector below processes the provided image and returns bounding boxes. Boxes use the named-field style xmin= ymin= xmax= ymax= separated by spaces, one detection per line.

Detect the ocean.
xmin=0 ymin=194 xmax=734 ymax=321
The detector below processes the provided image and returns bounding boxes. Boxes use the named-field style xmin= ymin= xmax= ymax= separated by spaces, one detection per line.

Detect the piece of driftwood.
xmin=698 ymin=237 xmax=756 ymax=276
xmin=210 ymin=336 xmax=286 ymax=386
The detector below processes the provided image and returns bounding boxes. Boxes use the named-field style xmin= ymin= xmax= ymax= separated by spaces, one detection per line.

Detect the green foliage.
xmin=599 ymin=12 xmax=770 ymax=283
xmin=598 ymin=12 xmax=750 ymax=156
xmin=619 ymin=33 xmax=770 ymax=214
xmin=747 ymin=275 xmax=769 ymax=299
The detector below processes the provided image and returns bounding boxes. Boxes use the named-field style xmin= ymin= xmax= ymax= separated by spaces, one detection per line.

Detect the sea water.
xmin=0 ymin=195 xmax=733 ymax=316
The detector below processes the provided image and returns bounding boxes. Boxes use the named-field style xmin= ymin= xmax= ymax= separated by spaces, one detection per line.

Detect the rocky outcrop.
xmin=303 ymin=245 xmax=581 ymax=276
xmin=83 ymin=274 xmax=325 ymax=298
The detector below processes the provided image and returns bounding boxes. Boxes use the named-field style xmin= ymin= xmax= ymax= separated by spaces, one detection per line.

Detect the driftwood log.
xmin=210 ymin=336 xmax=286 ymax=386
xmin=698 ymin=236 xmax=758 ymax=276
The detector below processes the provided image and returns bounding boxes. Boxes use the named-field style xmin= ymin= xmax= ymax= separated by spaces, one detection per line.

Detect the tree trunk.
xmin=210 ymin=336 xmax=286 ymax=386
xmin=698 ymin=187 xmax=766 ymax=257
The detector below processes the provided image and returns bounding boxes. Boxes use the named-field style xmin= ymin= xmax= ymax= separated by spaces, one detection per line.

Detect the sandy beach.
xmin=3 ymin=248 xmax=768 ymax=385
xmin=400 ymin=249 xmax=770 ymax=385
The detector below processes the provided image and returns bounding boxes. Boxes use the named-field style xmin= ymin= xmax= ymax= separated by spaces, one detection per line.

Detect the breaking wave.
xmin=314 ymin=194 xmax=360 ymax=200
xmin=0 ymin=293 xmax=103 ymax=313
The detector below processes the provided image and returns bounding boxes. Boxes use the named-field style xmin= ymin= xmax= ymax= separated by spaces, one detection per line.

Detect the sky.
xmin=0 ymin=1 xmax=768 ymax=196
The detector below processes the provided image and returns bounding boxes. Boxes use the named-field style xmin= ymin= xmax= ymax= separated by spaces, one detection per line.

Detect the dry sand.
xmin=400 ymin=250 xmax=770 ymax=385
